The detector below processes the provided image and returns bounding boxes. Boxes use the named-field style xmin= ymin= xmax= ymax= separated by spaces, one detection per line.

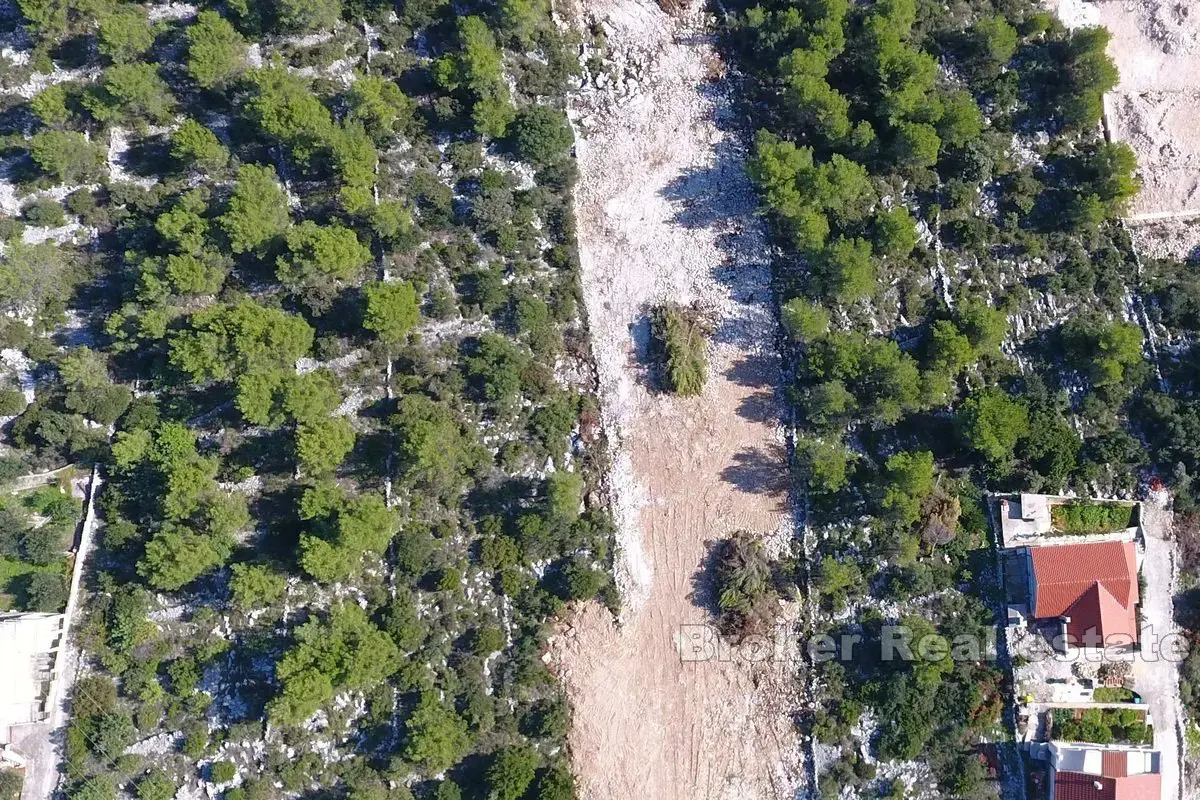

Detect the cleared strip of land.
xmin=553 ymin=1 xmax=803 ymax=797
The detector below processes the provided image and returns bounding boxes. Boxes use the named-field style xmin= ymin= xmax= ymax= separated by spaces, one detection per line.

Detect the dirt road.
xmin=552 ymin=1 xmax=804 ymax=798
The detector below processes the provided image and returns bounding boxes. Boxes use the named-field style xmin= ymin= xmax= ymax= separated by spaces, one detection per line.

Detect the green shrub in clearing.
xmin=1093 ymin=687 xmax=1134 ymax=703
xmin=210 ymin=761 xmax=236 ymax=784
xmin=651 ymin=303 xmax=708 ymax=397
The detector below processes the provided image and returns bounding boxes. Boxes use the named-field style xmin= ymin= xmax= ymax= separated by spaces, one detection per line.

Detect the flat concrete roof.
xmin=0 ymin=613 xmax=61 ymax=745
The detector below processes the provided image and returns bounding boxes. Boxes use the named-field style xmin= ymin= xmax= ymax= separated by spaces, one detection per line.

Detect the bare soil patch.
xmin=552 ymin=1 xmax=804 ymax=798
xmin=1128 ymin=214 xmax=1200 ymax=260
xmin=1077 ymin=0 xmax=1200 ymax=219
xmin=1108 ymin=91 xmax=1200 ymax=219
xmin=1043 ymin=0 xmax=1200 ymax=249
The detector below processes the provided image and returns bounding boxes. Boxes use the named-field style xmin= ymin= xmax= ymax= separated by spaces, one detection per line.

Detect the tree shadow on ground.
xmin=725 ymin=353 xmax=774 ymax=388
xmin=719 ymin=442 xmax=791 ymax=506
xmin=122 ymin=134 xmax=174 ymax=183
xmin=659 ymin=131 xmax=776 ymax=350
xmin=726 ymin=353 xmax=784 ymax=423
xmin=735 ymin=388 xmax=777 ymax=423
xmin=688 ymin=537 xmax=724 ymax=618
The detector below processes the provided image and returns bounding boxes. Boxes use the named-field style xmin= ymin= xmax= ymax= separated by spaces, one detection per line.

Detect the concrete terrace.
xmin=998 ymin=493 xmax=1140 ymax=548
xmin=0 ymin=613 xmax=60 ymax=739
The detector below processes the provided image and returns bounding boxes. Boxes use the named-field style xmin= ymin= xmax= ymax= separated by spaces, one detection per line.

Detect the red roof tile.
xmin=1055 ymin=772 xmax=1114 ymax=800
xmin=1054 ymin=771 xmax=1162 ymax=800
xmin=1031 ymin=541 xmax=1139 ymax=645
xmin=1065 ymin=582 xmax=1139 ymax=647
xmin=1114 ymin=774 xmax=1162 ymax=800
xmin=1101 ymin=751 xmax=1128 ymax=779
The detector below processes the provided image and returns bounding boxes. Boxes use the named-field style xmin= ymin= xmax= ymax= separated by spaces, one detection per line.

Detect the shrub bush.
xmin=0 ymin=390 xmax=26 ymax=416
xmin=650 ymin=303 xmax=709 ymax=397
xmin=23 ymin=198 xmax=66 ymax=227
xmin=210 ymin=761 xmax=236 ymax=783
xmin=713 ymin=531 xmax=777 ymax=636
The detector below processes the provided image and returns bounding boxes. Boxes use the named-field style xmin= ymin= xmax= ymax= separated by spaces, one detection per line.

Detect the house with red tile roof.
xmin=1048 ymin=743 xmax=1161 ymax=800
xmin=1029 ymin=540 xmax=1140 ymax=649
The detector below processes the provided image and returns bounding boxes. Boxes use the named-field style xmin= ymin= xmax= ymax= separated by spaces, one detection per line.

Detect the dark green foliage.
xmin=486 ymin=746 xmax=540 ymax=800
xmin=436 ymin=17 xmax=516 ymax=138
xmin=98 ymin=6 xmax=153 ymax=63
xmin=171 ymin=120 xmax=229 ymax=172
xmin=135 ymin=772 xmax=175 ymax=800
xmin=170 ymin=300 xmax=314 ymax=383
xmin=806 ymin=331 xmax=922 ymax=425
xmin=958 ymin=388 xmax=1028 ymax=463
xmin=228 ymin=563 xmax=286 ymax=610
xmin=21 ymin=526 xmax=62 ymax=565
xmin=879 ymin=450 xmax=934 ymax=528
xmin=712 ymin=0 xmax=1165 ymax=789
xmin=24 ymin=570 xmax=67 ymax=611
xmin=276 ymin=222 xmax=371 ymax=312
xmin=219 ymin=164 xmax=292 ymax=254
xmin=71 ymin=776 xmax=116 ymax=800
xmin=30 ymin=131 xmax=106 ymax=183
xmin=404 ymin=693 xmax=471 ymax=773
xmin=84 ymin=63 xmax=176 ymax=125
xmin=1021 ymin=403 xmax=1081 ymax=488
xmin=0 ymin=390 xmax=26 ymax=417
xmin=0 ymin=771 xmax=21 ymax=800
xmin=713 ymin=531 xmax=777 ymax=635
xmin=534 ymin=764 xmax=575 ymax=800
xmin=364 ymin=281 xmax=420 ymax=345
xmin=392 ymin=394 xmax=483 ymax=499
xmin=747 ymin=131 xmax=873 ymax=253
xmin=24 ymin=0 xmax=606 ymax=796
xmin=186 ymin=11 xmax=247 ymax=88
xmin=1049 ymin=27 xmax=1120 ymax=131
xmin=275 ymin=0 xmax=341 ymax=34
xmin=462 ymin=333 xmax=528 ymax=411
xmin=1062 ymin=316 xmax=1145 ymax=391
xmin=210 ymin=762 xmax=237 ymax=783
xmin=268 ymin=603 xmax=399 ymax=725
xmin=23 ymin=198 xmax=65 ymax=227
xmin=512 ymin=105 xmax=573 ymax=167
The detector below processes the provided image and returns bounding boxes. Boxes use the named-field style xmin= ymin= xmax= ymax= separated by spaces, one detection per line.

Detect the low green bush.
xmin=210 ymin=761 xmax=236 ymax=783
xmin=22 ymin=198 xmax=66 ymax=227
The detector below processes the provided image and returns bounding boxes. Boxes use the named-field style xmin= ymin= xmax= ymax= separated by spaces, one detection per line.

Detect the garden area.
xmin=1092 ymin=687 xmax=1136 ymax=703
xmin=1050 ymin=500 xmax=1136 ymax=535
xmin=0 ymin=484 xmax=77 ymax=612
xmin=1050 ymin=707 xmax=1153 ymax=745
xmin=0 ymin=769 xmax=22 ymax=800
